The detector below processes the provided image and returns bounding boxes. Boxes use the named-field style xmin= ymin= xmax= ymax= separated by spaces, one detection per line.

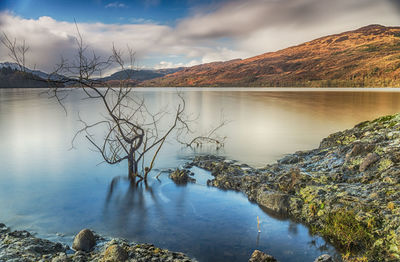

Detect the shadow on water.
xmin=101 ymin=169 xmax=341 ymax=262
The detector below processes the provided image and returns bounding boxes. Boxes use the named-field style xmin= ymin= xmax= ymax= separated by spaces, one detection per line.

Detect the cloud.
xmin=1 ymin=0 xmax=400 ymax=74
xmin=153 ymin=60 xmax=200 ymax=69
xmin=177 ymin=0 xmax=400 ymax=40
xmin=130 ymin=17 xmax=156 ymax=24
xmin=105 ymin=2 xmax=127 ymax=8
xmin=176 ymin=0 xmax=400 ymax=56
xmin=0 ymin=11 xmax=174 ymax=73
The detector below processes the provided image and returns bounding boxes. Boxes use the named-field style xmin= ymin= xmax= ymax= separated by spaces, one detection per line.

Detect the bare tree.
xmin=178 ymin=113 xmax=229 ymax=150
xmin=1 ymin=33 xmax=29 ymax=71
xmin=1 ymin=29 xmax=227 ymax=183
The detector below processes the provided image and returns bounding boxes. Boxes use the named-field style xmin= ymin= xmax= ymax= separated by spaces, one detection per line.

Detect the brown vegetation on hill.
xmin=142 ymin=25 xmax=400 ymax=87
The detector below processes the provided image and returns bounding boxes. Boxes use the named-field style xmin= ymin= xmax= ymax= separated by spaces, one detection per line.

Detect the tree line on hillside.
xmin=0 ymin=66 xmax=46 ymax=88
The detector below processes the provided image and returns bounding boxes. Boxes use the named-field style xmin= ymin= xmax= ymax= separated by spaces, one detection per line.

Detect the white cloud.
xmin=105 ymin=2 xmax=127 ymax=8
xmin=129 ymin=17 xmax=156 ymax=24
xmin=0 ymin=11 xmax=176 ymax=72
xmin=153 ymin=60 xmax=200 ymax=69
xmin=1 ymin=0 xmax=400 ymax=74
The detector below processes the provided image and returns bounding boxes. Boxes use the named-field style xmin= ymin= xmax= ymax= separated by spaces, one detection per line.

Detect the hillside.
xmin=99 ymin=67 xmax=183 ymax=87
xmin=0 ymin=66 xmax=47 ymax=88
xmin=0 ymin=63 xmax=182 ymax=88
xmin=142 ymin=25 xmax=400 ymax=87
xmin=0 ymin=63 xmax=67 ymax=88
xmin=101 ymin=68 xmax=183 ymax=82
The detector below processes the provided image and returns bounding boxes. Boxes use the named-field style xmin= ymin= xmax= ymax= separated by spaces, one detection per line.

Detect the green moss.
xmin=300 ymin=187 xmax=316 ymax=203
xmin=336 ymin=134 xmax=357 ymax=145
xmin=378 ymin=159 xmax=393 ymax=172
xmin=347 ymin=157 xmax=363 ymax=169
xmin=373 ymin=114 xmax=396 ymax=124
xmin=355 ymin=120 xmax=371 ymax=129
xmin=374 ymin=146 xmax=385 ymax=156
xmin=319 ymin=209 xmax=375 ymax=253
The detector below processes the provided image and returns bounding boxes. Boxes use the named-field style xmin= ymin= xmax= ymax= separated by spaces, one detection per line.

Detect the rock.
xmin=103 ymin=244 xmax=128 ymax=262
xmin=72 ymin=229 xmax=96 ymax=252
xmin=314 ymin=254 xmax=333 ymax=262
xmin=0 ymin=224 xmax=67 ymax=262
xmin=359 ymin=153 xmax=379 ymax=172
xmin=256 ymin=189 xmax=290 ymax=215
xmin=345 ymin=143 xmax=364 ymax=160
xmin=278 ymin=154 xmax=300 ymax=165
xmin=0 ymin=222 xmax=196 ymax=262
xmin=169 ymin=169 xmax=195 ymax=184
xmin=391 ymin=151 xmax=400 ymax=163
xmin=248 ymin=250 xmax=278 ymax=262
xmin=52 ymin=253 xmax=71 ymax=262
xmin=0 ymin=223 xmax=9 ymax=234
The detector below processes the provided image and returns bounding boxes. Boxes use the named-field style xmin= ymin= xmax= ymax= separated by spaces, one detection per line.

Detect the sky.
xmin=1 ymin=0 xmax=400 ymax=74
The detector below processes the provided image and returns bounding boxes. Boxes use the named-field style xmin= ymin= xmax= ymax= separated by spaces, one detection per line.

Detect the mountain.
xmin=0 ymin=62 xmax=66 ymax=88
xmin=0 ymin=65 xmax=47 ymax=88
xmin=0 ymin=62 xmax=59 ymax=80
xmin=100 ymin=68 xmax=183 ymax=85
xmin=142 ymin=25 xmax=400 ymax=87
xmin=0 ymin=62 xmax=182 ymax=88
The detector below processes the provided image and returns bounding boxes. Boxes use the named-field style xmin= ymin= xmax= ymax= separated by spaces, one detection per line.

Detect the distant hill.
xmin=0 ymin=62 xmax=66 ymax=88
xmin=0 ymin=63 xmax=183 ymax=88
xmin=0 ymin=66 xmax=47 ymax=88
xmin=99 ymin=68 xmax=184 ymax=86
xmin=102 ymin=68 xmax=183 ymax=82
xmin=142 ymin=25 xmax=400 ymax=87
xmin=0 ymin=62 xmax=62 ymax=80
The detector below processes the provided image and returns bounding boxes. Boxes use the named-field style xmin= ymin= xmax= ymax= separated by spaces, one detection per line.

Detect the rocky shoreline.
xmin=181 ymin=113 xmax=400 ymax=261
xmin=0 ymin=224 xmax=194 ymax=262
xmin=0 ymin=222 xmax=331 ymax=262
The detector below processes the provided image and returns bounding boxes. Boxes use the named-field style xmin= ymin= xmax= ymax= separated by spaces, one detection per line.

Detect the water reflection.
xmin=1 ymin=88 xmax=400 ymax=261
xmin=98 ymin=169 xmax=339 ymax=262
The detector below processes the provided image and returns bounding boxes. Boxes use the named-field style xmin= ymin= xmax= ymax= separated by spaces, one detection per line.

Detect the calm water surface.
xmin=1 ymin=88 xmax=400 ymax=262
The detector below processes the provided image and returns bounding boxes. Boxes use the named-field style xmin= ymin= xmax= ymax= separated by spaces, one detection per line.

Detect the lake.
xmin=1 ymin=88 xmax=400 ymax=261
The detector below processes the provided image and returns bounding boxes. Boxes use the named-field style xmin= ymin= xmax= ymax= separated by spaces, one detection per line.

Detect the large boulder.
xmin=103 ymin=244 xmax=128 ymax=262
xmin=248 ymin=250 xmax=278 ymax=262
xmin=256 ymin=188 xmax=290 ymax=215
xmin=72 ymin=229 xmax=96 ymax=252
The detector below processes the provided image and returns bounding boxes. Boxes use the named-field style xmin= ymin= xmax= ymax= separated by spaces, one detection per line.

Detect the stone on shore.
xmin=248 ymin=250 xmax=278 ymax=262
xmin=103 ymin=244 xmax=128 ymax=262
xmin=51 ymin=252 xmax=70 ymax=262
xmin=0 ymin=223 xmax=196 ymax=262
xmin=0 ymin=225 xmax=66 ymax=262
xmin=0 ymin=223 xmax=8 ymax=234
xmin=314 ymin=254 xmax=333 ymax=262
xmin=359 ymin=152 xmax=379 ymax=172
xmin=256 ymin=189 xmax=290 ymax=215
xmin=72 ymin=229 xmax=96 ymax=252
xmin=169 ymin=168 xmax=196 ymax=184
